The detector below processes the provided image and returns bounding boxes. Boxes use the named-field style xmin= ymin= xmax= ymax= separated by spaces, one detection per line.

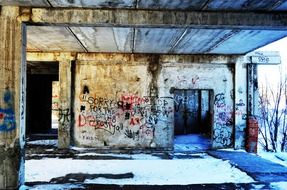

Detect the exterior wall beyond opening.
xmin=72 ymin=54 xmax=243 ymax=150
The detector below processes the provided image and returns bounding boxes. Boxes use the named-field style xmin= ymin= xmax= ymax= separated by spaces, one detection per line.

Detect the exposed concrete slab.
xmin=70 ymin=27 xmax=133 ymax=53
xmin=49 ymin=0 xmax=135 ymax=8
xmin=210 ymin=30 xmax=287 ymax=54
xmin=134 ymin=28 xmax=185 ymax=54
xmin=170 ymin=29 xmax=235 ymax=54
xmin=27 ymin=26 xmax=85 ymax=52
xmin=26 ymin=25 xmax=287 ymax=54
xmin=208 ymin=150 xmax=287 ymax=182
xmin=204 ymin=0 xmax=287 ymax=10
xmin=0 ymin=0 xmax=50 ymax=7
xmin=22 ymin=8 xmax=287 ymax=54
xmin=275 ymin=1 xmax=287 ymax=10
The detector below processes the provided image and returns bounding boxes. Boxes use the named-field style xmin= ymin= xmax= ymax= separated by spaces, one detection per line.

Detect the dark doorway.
xmin=26 ymin=61 xmax=59 ymax=139
xmin=174 ymin=89 xmax=213 ymax=152
xmin=174 ymin=89 xmax=213 ymax=136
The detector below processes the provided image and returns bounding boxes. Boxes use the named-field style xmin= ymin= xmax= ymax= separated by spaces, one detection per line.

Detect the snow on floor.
xmin=77 ymin=152 xmax=162 ymax=160
xmin=174 ymin=134 xmax=211 ymax=152
xmin=27 ymin=140 xmax=58 ymax=146
xmin=20 ymin=184 xmax=84 ymax=190
xmin=25 ymin=155 xmax=254 ymax=185
xmin=270 ymin=182 xmax=287 ymax=190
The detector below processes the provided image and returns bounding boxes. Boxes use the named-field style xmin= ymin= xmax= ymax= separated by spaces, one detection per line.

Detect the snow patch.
xmin=27 ymin=140 xmax=58 ymax=146
xmin=25 ymin=156 xmax=253 ymax=185
xmin=257 ymin=150 xmax=287 ymax=167
xmin=271 ymin=182 xmax=287 ymax=190
xmin=20 ymin=184 xmax=84 ymax=190
xmin=77 ymin=153 xmax=162 ymax=160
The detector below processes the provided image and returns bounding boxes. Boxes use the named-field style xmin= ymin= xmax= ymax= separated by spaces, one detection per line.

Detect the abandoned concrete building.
xmin=0 ymin=0 xmax=287 ymax=188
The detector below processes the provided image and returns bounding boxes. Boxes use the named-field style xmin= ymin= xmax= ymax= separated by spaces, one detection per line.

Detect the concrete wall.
xmin=159 ymin=56 xmax=236 ymax=148
xmin=73 ymin=54 xmax=241 ymax=149
xmin=73 ymin=54 xmax=171 ymax=148
xmin=0 ymin=6 xmax=25 ymax=189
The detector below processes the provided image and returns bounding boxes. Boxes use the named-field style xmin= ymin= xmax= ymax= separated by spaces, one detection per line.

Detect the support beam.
xmin=0 ymin=6 xmax=24 ymax=189
xmin=28 ymin=8 xmax=287 ymax=29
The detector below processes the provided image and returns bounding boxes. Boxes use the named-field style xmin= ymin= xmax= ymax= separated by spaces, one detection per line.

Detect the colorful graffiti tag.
xmin=77 ymin=91 xmax=173 ymax=141
xmin=0 ymin=89 xmax=16 ymax=132
xmin=213 ymin=93 xmax=233 ymax=147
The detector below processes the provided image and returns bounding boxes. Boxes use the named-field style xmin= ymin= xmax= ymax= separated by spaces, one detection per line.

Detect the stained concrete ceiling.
xmin=2 ymin=0 xmax=287 ymax=54
xmin=26 ymin=26 xmax=287 ymax=54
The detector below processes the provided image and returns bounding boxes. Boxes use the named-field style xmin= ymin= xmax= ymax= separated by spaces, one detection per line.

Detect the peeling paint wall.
xmin=73 ymin=54 xmax=238 ymax=149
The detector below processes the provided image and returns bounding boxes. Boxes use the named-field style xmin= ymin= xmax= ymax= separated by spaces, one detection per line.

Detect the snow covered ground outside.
xmin=25 ymin=154 xmax=253 ymax=185
xmin=258 ymin=150 xmax=287 ymax=167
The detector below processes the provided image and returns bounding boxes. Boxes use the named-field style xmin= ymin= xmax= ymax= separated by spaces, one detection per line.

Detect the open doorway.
xmin=26 ymin=61 xmax=59 ymax=140
xmin=174 ymin=89 xmax=213 ymax=152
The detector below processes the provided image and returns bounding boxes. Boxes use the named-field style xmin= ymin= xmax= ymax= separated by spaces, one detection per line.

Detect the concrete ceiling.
xmin=1 ymin=0 xmax=287 ymax=11
xmin=27 ymin=26 xmax=287 ymax=54
xmin=3 ymin=0 xmax=287 ymax=54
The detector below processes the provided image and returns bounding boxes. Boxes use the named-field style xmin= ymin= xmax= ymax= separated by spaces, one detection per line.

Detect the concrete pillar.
xmin=234 ymin=58 xmax=248 ymax=149
xmin=58 ymin=57 xmax=72 ymax=148
xmin=0 ymin=6 xmax=25 ymax=189
xmin=246 ymin=63 xmax=259 ymax=153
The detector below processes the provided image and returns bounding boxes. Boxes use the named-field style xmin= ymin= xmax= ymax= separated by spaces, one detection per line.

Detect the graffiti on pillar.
xmin=213 ymin=124 xmax=232 ymax=146
xmin=0 ymin=89 xmax=16 ymax=132
xmin=213 ymin=93 xmax=233 ymax=147
xmin=58 ymin=108 xmax=70 ymax=126
xmin=235 ymin=99 xmax=246 ymax=120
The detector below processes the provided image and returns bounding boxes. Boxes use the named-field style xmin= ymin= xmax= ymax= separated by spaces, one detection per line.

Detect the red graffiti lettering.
xmin=129 ymin=117 xmax=141 ymax=126
xmin=78 ymin=114 xmax=86 ymax=127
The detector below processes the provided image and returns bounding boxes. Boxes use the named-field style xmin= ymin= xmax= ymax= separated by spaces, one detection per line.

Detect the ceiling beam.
xmin=28 ymin=8 xmax=287 ymax=30
xmin=65 ymin=27 xmax=89 ymax=52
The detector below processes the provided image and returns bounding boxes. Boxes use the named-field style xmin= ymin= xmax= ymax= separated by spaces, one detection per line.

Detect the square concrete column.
xmin=58 ymin=59 xmax=72 ymax=148
xmin=0 ymin=6 xmax=25 ymax=189
xmin=234 ymin=58 xmax=248 ymax=149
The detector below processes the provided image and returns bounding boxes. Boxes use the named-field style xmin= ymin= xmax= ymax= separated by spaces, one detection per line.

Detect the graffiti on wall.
xmin=213 ymin=93 xmax=233 ymax=147
xmin=174 ymin=94 xmax=198 ymax=112
xmin=77 ymin=88 xmax=173 ymax=142
xmin=174 ymin=75 xmax=200 ymax=88
xmin=0 ymin=89 xmax=16 ymax=132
